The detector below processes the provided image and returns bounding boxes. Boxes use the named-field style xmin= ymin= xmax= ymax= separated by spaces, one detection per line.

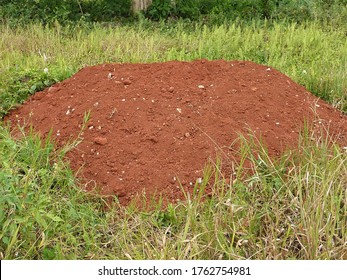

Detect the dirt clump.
xmin=6 ymin=60 xmax=347 ymax=204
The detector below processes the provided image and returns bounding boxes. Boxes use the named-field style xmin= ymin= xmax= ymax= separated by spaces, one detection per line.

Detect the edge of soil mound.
xmin=6 ymin=59 xmax=347 ymax=204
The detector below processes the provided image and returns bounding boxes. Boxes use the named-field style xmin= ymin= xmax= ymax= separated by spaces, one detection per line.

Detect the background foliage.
xmin=0 ymin=0 xmax=132 ymax=25
xmin=1 ymin=0 xmax=347 ymax=25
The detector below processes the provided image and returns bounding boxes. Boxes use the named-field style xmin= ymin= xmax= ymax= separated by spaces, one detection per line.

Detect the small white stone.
xmin=224 ymin=198 xmax=231 ymax=206
xmin=198 ymin=85 xmax=205 ymax=89
xmin=176 ymin=108 xmax=182 ymax=114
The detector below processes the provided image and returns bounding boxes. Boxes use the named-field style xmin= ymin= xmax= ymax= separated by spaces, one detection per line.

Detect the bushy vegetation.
xmin=0 ymin=1 xmax=346 ymax=260
xmin=146 ymin=0 xmax=347 ymax=25
xmin=1 ymin=0 xmax=347 ymax=26
xmin=0 ymin=0 xmax=132 ymax=25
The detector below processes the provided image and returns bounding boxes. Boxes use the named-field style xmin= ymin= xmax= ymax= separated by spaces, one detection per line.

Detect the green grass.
xmin=1 ymin=123 xmax=346 ymax=259
xmin=1 ymin=20 xmax=346 ymax=117
xmin=0 ymin=19 xmax=347 ymax=259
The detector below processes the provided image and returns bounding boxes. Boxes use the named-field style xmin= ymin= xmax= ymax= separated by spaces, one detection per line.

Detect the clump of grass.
xmin=1 ymin=121 xmax=345 ymax=260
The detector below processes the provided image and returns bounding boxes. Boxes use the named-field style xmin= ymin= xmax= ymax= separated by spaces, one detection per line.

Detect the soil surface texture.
xmin=6 ymin=60 xmax=347 ymax=204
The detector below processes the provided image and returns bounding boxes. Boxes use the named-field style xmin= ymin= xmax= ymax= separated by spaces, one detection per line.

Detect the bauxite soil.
xmin=6 ymin=60 xmax=347 ymax=204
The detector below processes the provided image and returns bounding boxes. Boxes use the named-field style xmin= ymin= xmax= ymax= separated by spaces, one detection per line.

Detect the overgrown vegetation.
xmin=0 ymin=0 xmax=132 ymax=25
xmin=1 ymin=123 xmax=346 ymax=259
xmin=0 ymin=2 xmax=347 ymax=260
xmin=1 ymin=0 xmax=347 ymax=26
xmin=1 ymin=20 xmax=346 ymax=118
xmin=146 ymin=0 xmax=347 ymax=25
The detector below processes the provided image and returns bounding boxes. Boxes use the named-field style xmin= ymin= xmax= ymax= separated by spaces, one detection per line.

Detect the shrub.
xmin=0 ymin=0 xmax=132 ymax=25
xmin=145 ymin=0 xmax=173 ymax=21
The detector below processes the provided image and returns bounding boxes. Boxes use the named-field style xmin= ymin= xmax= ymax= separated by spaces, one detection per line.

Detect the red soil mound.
xmin=7 ymin=60 xmax=347 ymax=204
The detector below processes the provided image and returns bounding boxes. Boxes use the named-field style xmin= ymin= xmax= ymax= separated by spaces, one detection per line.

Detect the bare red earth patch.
xmin=6 ymin=60 xmax=347 ymax=204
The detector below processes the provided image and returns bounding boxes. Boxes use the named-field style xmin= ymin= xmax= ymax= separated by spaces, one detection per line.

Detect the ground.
xmin=6 ymin=60 xmax=347 ymax=204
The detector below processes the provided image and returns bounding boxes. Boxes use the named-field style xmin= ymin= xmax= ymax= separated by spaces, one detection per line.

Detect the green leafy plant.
xmin=146 ymin=0 xmax=173 ymax=21
xmin=0 ymin=67 xmax=72 ymax=118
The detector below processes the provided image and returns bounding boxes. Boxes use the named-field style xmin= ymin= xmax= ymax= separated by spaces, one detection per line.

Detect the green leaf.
xmin=46 ymin=213 xmax=64 ymax=222
xmin=2 ymin=236 xmax=9 ymax=245
xmin=34 ymin=211 xmax=48 ymax=228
